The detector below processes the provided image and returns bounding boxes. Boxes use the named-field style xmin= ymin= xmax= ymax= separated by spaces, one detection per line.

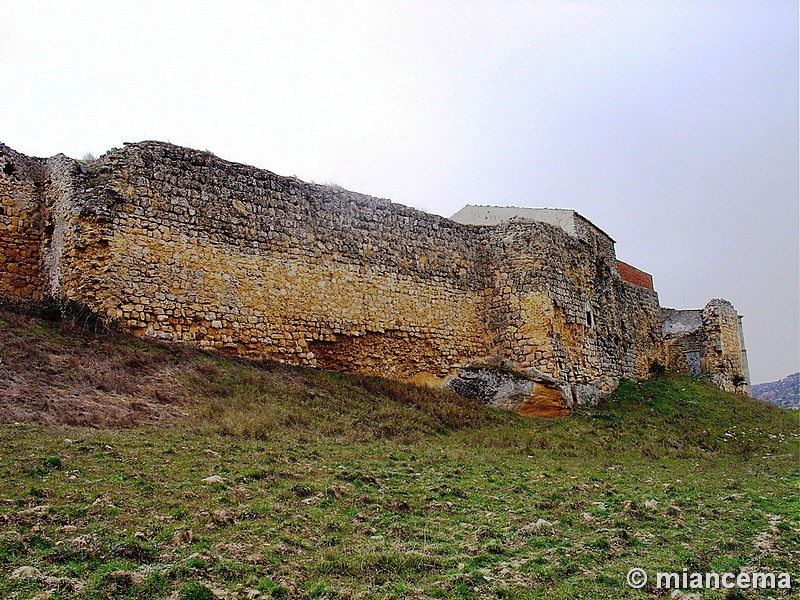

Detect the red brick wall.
xmin=617 ymin=260 xmax=654 ymax=290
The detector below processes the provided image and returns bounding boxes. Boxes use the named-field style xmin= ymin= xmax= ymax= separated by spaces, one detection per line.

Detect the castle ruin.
xmin=0 ymin=141 xmax=751 ymax=415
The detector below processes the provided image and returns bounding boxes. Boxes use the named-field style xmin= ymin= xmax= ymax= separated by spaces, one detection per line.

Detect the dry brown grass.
xmin=0 ymin=310 xmax=191 ymax=426
xmin=0 ymin=309 xmax=509 ymax=440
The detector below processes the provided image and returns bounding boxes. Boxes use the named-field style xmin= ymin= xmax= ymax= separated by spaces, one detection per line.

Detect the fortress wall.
xmin=40 ymin=154 xmax=120 ymax=309
xmin=662 ymin=300 xmax=750 ymax=393
xmin=0 ymin=145 xmax=49 ymax=302
xmin=572 ymin=213 xmax=617 ymax=270
xmin=0 ymin=139 xmax=749 ymax=402
xmin=10 ymin=138 xmax=661 ymax=386
xmin=80 ymin=142 xmax=492 ymax=380
xmin=701 ymin=299 xmax=750 ymax=393
xmin=610 ymin=279 xmax=665 ymax=378
xmin=0 ymin=144 xmax=120 ymax=314
xmin=481 ymin=220 xmax=662 ymax=383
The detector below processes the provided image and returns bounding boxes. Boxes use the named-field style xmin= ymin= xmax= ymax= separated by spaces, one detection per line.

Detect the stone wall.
xmin=0 ymin=140 xmax=750 ymax=412
xmin=478 ymin=220 xmax=661 ymax=385
xmin=0 ymin=144 xmax=117 ymax=308
xmin=82 ymin=143 xmax=497 ymax=381
xmin=662 ymin=299 xmax=751 ymax=394
xmin=0 ymin=144 xmax=49 ymax=303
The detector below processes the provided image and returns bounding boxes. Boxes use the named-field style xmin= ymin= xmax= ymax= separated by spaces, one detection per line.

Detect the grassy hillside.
xmin=0 ymin=311 xmax=797 ymax=599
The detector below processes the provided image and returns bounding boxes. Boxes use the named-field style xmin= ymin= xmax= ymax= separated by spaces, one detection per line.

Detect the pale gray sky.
xmin=1 ymin=1 xmax=797 ymax=384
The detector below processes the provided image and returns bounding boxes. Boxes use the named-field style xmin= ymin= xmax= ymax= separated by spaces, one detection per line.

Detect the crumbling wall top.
xmin=662 ymin=308 xmax=703 ymax=337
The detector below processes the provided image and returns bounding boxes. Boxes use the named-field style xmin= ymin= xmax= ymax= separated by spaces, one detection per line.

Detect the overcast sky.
xmin=1 ymin=1 xmax=797 ymax=384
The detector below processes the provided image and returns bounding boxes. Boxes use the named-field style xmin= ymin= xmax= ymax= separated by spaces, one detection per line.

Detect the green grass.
xmin=0 ymin=313 xmax=798 ymax=598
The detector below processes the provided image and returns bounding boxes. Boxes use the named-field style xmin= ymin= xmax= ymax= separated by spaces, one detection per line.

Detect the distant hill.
xmin=753 ymin=372 xmax=800 ymax=409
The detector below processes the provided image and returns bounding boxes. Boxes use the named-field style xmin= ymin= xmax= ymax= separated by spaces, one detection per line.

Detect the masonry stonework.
xmin=0 ymin=141 xmax=751 ymax=414
xmin=0 ymin=146 xmax=49 ymax=302
xmin=662 ymin=299 xmax=751 ymax=395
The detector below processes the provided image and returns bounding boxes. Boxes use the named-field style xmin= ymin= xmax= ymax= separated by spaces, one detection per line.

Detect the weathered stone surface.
xmin=445 ymin=365 xmax=534 ymax=409
xmin=572 ymin=383 xmax=600 ymax=407
xmin=517 ymin=384 xmax=570 ymax=418
xmin=445 ymin=362 xmax=622 ymax=417
xmin=662 ymin=299 xmax=751 ymax=394
xmin=0 ymin=140 xmax=750 ymax=411
xmin=445 ymin=362 xmax=573 ymax=417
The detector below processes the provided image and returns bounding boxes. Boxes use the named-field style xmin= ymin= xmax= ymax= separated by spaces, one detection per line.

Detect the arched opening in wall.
xmin=2 ymin=162 xmax=16 ymax=176
xmin=585 ymin=301 xmax=594 ymax=328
